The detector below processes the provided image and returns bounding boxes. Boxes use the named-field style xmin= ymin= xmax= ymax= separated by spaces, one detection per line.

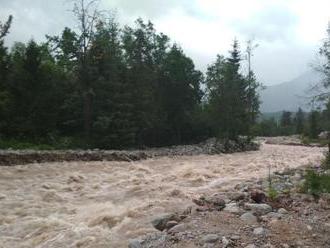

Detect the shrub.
xmin=321 ymin=151 xmax=330 ymax=170
xmin=267 ymin=185 xmax=278 ymax=201
xmin=303 ymin=169 xmax=330 ymax=195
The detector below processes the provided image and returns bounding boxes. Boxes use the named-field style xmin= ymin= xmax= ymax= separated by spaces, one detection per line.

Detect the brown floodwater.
xmin=0 ymin=144 xmax=325 ymax=247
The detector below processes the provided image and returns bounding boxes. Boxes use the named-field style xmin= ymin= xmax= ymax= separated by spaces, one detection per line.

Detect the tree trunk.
xmin=83 ymin=90 xmax=92 ymax=141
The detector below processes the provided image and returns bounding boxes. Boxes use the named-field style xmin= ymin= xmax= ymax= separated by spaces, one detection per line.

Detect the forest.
xmin=0 ymin=1 xmax=329 ymax=149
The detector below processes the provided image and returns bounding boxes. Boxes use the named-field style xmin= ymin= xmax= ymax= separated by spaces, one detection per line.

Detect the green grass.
xmin=0 ymin=139 xmax=55 ymax=150
xmin=0 ymin=137 xmax=87 ymax=150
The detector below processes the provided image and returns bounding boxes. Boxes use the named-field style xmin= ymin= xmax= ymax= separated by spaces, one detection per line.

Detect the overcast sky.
xmin=1 ymin=0 xmax=329 ymax=85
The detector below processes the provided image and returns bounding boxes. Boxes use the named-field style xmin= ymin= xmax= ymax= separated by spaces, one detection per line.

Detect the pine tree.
xmin=309 ymin=111 xmax=320 ymax=139
xmin=0 ymin=16 xmax=13 ymax=135
xmin=158 ymin=44 xmax=203 ymax=144
xmin=295 ymin=108 xmax=305 ymax=134
xmin=206 ymin=39 xmax=253 ymax=140
xmin=281 ymin=111 xmax=292 ymax=127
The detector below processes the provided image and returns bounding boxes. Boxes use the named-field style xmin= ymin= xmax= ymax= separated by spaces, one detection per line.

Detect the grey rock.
xmin=151 ymin=213 xmax=178 ymax=231
xmin=128 ymin=239 xmax=142 ymax=248
xmin=265 ymin=212 xmax=282 ymax=220
xmin=253 ymin=227 xmax=266 ymax=235
xmin=278 ymin=208 xmax=288 ymax=214
xmin=168 ymin=223 xmax=186 ymax=234
xmin=245 ymin=245 xmax=256 ymax=248
xmin=202 ymin=234 xmax=219 ymax=243
xmin=165 ymin=220 xmax=178 ymax=230
xmin=320 ymin=193 xmax=330 ymax=201
xmin=223 ymin=203 xmax=242 ymax=214
xmin=205 ymin=195 xmax=226 ymax=209
xmin=240 ymin=212 xmax=257 ymax=224
xmin=245 ymin=203 xmax=272 ymax=215
xmin=222 ymin=236 xmax=230 ymax=247
xmin=230 ymin=235 xmax=240 ymax=240
xmin=227 ymin=192 xmax=247 ymax=201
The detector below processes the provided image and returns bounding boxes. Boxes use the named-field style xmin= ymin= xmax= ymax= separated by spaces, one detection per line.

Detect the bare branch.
xmin=0 ymin=15 xmax=13 ymax=40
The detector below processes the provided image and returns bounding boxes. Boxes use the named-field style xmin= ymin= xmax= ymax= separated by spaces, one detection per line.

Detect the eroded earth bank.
xmin=0 ymin=142 xmax=326 ymax=247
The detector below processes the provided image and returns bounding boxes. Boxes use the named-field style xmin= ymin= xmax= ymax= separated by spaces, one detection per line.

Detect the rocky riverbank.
xmin=131 ymin=167 xmax=330 ymax=248
xmin=0 ymin=138 xmax=259 ymax=166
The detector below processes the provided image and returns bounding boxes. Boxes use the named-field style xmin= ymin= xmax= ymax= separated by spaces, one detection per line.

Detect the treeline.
xmin=254 ymin=107 xmax=330 ymax=138
xmin=0 ymin=1 xmax=260 ymax=149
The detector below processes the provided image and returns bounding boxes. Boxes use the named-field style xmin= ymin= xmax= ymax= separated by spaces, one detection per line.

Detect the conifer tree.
xmin=206 ymin=39 xmax=257 ymax=140
xmin=295 ymin=108 xmax=305 ymax=134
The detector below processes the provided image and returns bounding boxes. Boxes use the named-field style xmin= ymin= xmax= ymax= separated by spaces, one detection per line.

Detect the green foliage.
xmin=0 ymin=6 xmax=261 ymax=150
xmin=267 ymin=186 xmax=278 ymax=201
xmin=206 ymin=40 xmax=260 ymax=140
xmin=322 ymin=151 xmax=330 ymax=170
xmin=0 ymin=139 xmax=54 ymax=150
xmin=295 ymin=108 xmax=305 ymax=134
xmin=253 ymin=107 xmax=330 ymax=138
xmin=303 ymin=170 xmax=330 ymax=195
xmin=308 ymin=111 xmax=321 ymax=139
xmin=0 ymin=12 xmax=207 ymax=149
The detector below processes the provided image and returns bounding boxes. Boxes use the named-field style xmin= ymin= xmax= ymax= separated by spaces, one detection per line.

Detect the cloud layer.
xmin=1 ymin=0 xmax=329 ymax=85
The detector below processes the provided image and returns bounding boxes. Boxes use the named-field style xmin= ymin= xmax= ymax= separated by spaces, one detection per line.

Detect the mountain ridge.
xmin=260 ymin=71 xmax=322 ymax=113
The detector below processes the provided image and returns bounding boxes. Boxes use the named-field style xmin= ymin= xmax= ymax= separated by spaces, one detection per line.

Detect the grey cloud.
xmin=0 ymin=0 xmax=320 ymax=86
xmin=1 ymin=0 xmax=75 ymax=45
xmin=232 ymin=5 xmax=299 ymax=42
xmin=103 ymin=0 xmax=196 ymax=18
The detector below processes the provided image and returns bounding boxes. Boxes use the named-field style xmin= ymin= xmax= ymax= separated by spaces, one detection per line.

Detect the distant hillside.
xmin=260 ymin=71 xmax=321 ymax=113
xmin=260 ymin=111 xmax=283 ymax=121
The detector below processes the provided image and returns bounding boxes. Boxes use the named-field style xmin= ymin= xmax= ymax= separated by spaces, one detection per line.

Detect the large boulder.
xmin=240 ymin=212 xmax=258 ymax=224
xmin=128 ymin=239 xmax=142 ymax=248
xmin=205 ymin=195 xmax=226 ymax=210
xmin=244 ymin=203 xmax=272 ymax=215
xmin=151 ymin=213 xmax=180 ymax=231
xmin=223 ymin=203 xmax=242 ymax=214
xmin=201 ymin=234 xmax=219 ymax=243
xmin=250 ymin=190 xmax=266 ymax=203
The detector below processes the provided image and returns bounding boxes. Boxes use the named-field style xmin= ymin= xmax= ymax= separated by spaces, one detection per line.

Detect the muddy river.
xmin=0 ymin=144 xmax=324 ymax=247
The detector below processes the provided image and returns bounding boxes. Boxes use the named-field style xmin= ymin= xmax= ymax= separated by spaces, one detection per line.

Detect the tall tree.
xmin=245 ymin=40 xmax=261 ymax=128
xmin=0 ymin=16 xmax=13 ymax=128
xmin=158 ymin=44 xmax=203 ymax=144
xmin=89 ymin=19 xmax=136 ymax=148
xmin=295 ymin=108 xmax=305 ymax=134
xmin=281 ymin=111 xmax=292 ymax=127
xmin=0 ymin=42 xmax=9 ymax=128
xmin=309 ymin=110 xmax=320 ymax=139
xmin=206 ymin=40 xmax=254 ymax=140
xmin=122 ymin=19 xmax=159 ymax=146
xmin=73 ymin=0 xmax=101 ymax=141
xmin=4 ymin=41 xmax=65 ymax=139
